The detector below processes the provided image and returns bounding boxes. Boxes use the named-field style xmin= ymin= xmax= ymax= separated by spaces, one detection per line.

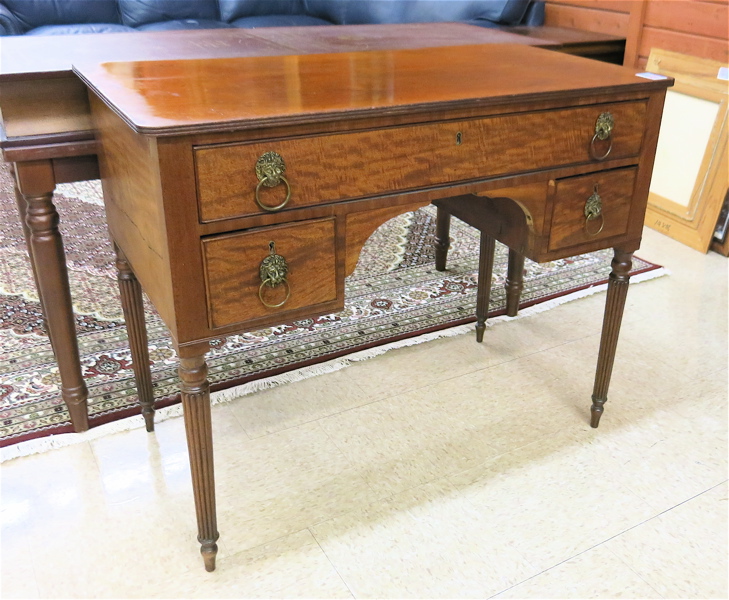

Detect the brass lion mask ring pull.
xmin=255 ymin=151 xmax=291 ymax=212
xmin=258 ymin=241 xmax=291 ymax=308
xmin=584 ymin=184 xmax=605 ymax=237
xmin=589 ymin=112 xmax=614 ymax=161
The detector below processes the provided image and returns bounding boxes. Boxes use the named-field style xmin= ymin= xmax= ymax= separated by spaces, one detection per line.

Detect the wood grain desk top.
xmin=0 ymin=23 xmax=552 ymax=80
xmin=73 ymin=43 xmax=668 ymax=136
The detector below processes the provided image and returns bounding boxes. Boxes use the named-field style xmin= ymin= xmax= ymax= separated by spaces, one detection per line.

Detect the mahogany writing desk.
xmin=0 ymin=23 xmax=554 ymax=434
xmin=74 ymin=44 xmax=670 ymax=571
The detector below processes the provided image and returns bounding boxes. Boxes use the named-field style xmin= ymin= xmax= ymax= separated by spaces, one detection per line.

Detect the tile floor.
xmin=1 ymin=227 xmax=727 ymax=599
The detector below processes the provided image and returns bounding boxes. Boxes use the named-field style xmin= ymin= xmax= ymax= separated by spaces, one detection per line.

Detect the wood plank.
xmin=644 ymin=0 xmax=728 ymax=40
xmin=545 ymin=0 xmax=631 ymax=13
xmin=545 ymin=3 xmax=630 ymax=35
xmin=639 ymin=27 xmax=729 ymax=62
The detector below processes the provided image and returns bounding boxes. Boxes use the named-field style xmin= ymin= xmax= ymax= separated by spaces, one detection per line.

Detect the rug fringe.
xmin=0 ymin=266 xmax=669 ymax=463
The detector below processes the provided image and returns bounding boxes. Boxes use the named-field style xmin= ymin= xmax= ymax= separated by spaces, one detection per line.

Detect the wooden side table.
xmin=74 ymin=43 xmax=670 ymax=571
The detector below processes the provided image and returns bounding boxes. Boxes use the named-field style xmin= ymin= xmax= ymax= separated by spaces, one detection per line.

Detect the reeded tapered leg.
xmin=590 ymin=248 xmax=633 ymax=428
xmin=16 ymin=162 xmax=89 ymax=432
xmin=115 ymin=245 xmax=155 ymax=432
xmin=179 ymin=351 xmax=219 ymax=572
xmin=475 ymin=233 xmax=496 ymax=343
xmin=434 ymin=208 xmax=451 ymax=271
xmin=505 ymin=249 xmax=525 ymax=317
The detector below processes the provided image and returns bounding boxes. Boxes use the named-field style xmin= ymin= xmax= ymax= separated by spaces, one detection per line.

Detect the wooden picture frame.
xmin=643 ymin=49 xmax=728 ymax=252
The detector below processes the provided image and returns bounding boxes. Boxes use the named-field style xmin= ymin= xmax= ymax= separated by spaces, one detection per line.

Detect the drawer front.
xmin=202 ymin=218 xmax=337 ymax=329
xmin=195 ymin=101 xmax=647 ymax=222
xmin=548 ymin=167 xmax=637 ymax=252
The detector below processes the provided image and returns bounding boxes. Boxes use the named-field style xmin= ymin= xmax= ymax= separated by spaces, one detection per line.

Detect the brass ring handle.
xmin=589 ymin=133 xmax=613 ymax=161
xmin=584 ymin=185 xmax=605 ymax=237
xmin=258 ymin=278 xmax=291 ymax=308
xmin=584 ymin=212 xmax=605 ymax=236
xmin=255 ymin=175 xmax=291 ymax=212
xmin=589 ymin=112 xmax=614 ymax=161
xmin=258 ymin=241 xmax=290 ymax=308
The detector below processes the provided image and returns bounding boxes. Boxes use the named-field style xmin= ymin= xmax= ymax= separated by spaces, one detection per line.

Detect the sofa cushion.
xmin=119 ymin=0 xmax=219 ymax=28
xmin=2 ymin=0 xmax=121 ymax=30
xmin=304 ymin=0 xmax=406 ymax=25
xmin=219 ymin=0 xmax=306 ymax=23
xmin=230 ymin=14 xmax=333 ymax=28
xmin=304 ymin=0 xmax=531 ymax=26
xmin=25 ymin=23 xmax=136 ymax=34
xmin=137 ymin=18 xmax=233 ymax=31
xmin=402 ymin=0 xmax=532 ymax=25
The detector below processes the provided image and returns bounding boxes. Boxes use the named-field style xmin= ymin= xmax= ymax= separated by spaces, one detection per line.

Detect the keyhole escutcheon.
xmin=455 ymin=132 xmax=462 ymax=145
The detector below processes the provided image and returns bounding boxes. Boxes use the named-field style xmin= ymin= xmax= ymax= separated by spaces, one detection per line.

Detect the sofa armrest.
xmin=0 ymin=3 xmax=24 ymax=35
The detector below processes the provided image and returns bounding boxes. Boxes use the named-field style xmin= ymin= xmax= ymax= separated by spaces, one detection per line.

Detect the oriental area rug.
xmin=0 ymin=164 xmax=665 ymax=454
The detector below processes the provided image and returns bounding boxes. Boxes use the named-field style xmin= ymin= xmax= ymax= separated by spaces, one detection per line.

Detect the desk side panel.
xmin=89 ymin=94 xmax=176 ymax=336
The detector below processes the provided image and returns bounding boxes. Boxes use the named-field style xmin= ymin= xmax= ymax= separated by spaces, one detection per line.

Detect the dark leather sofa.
xmin=0 ymin=0 xmax=543 ymax=36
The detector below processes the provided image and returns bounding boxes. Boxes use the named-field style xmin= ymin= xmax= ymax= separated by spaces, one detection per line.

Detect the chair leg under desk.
xmin=505 ymin=248 xmax=525 ymax=317
xmin=114 ymin=244 xmax=156 ymax=432
xmin=475 ymin=233 xmax=496 ymax=343
xmin=433 ymin=205 xmax=525 ymax=327
xmin=13 ymin=160 xmax=89 ymax=433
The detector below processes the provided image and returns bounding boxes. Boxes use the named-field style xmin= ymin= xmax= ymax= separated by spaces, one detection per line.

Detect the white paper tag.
xmin=718 ymin=67 xmax=728 ymax=81
xmin=636 ymin=72 xmax=669 ymax=80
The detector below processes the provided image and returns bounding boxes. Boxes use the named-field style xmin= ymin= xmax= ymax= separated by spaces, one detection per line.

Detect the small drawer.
xmin=194 ymin=101 xmax=647 ymax=223
xmin=548 ymin=167 xmax=637 ymax=251
xmin=202 ymin=218 xmax=338 ymax=329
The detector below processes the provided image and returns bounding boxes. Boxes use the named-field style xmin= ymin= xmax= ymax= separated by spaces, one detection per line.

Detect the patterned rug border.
xmin=1 ymin=264 xmax=668 ymax=462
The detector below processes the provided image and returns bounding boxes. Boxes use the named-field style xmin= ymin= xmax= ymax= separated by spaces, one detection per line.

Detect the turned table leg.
xmin=15 ymin=161 xmax=89 ymax=432
xmin=12 ymin=172 xmax=51 ymax=339
xmin=434 ymin=207 xmax=451 ymax=272
xmin=475 ymin=233 xmax=496 ymax=343
xmin=591 ymin=248 xmax=633 ymax=428
xmin=505 ymin=249 xmax=525 ymax=317
xmin=179 ymin=348 xmax=219 ymax=572
xmin=114 ymin=245 xmax=156 ymax=432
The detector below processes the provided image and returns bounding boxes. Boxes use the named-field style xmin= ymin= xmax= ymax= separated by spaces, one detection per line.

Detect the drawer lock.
xmin=589 ymin=112 xmax=614 ymax=161
xmin=255 ymin=151 xmax=291 ymax=211
xmin=584 ymin=184 xmax=605 ymax=237
xmin=258 ymin=241 xmax=291 ymax=308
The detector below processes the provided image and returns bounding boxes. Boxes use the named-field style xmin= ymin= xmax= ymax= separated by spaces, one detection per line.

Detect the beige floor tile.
xmin=0 ymin=526 xmax=39 ymax=599
xmin=493 ymin=544 xmax=662 ymax=599
xmin=140 ymin=530 xmax=352 ymax=599
xmin=211 ymin=421 xmax=381 ymax=553
xmin=317 ymin=351 xmax=588 ymax=498
xmin=448 ymin=431 xmax=656 ymax=571
xmin=605 ymin=482 xmax=728 ymax=599
xmin=310 ymin=479 xmax=537 ymax=598
xmin=227 ymin=366 xmax=374 ymax=439
xmin=340 ymin=332 xmax=508 ymax=403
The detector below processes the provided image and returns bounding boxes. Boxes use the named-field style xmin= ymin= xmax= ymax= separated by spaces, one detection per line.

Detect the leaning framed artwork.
xmin=643 ymin=49 xmax=728 ymax=252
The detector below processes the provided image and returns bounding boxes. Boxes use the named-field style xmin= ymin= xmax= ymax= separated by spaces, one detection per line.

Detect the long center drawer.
xmin=194 ymin=100 xmax=647 ymax=223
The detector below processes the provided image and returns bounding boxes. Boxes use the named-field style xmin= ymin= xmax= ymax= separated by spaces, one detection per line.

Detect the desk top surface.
xmin=0 ymin=23 xmax=551 ymax=80
xmin=73 ymin=42 xmax=671 ymax=136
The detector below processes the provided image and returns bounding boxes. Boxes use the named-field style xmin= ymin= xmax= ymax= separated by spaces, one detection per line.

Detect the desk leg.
xmin=591 ymin=248 xmax=632 ymax=428
xmin=475 ymin=233 xmax=496 ymax=343
xmin=114 ymin=245 xmax=156 ymax=432
xmin=12 ymin=173 xmax=51 ymax=338
xmin=505 ymin=250 xmax=525 ymax=317
xmin=179 ymin=348 xmax=219 ymax=572
xmin=14 ymin=161 xmax=89 ymax=432
xmin=434 ymin=208 xmax=451 ymax=271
